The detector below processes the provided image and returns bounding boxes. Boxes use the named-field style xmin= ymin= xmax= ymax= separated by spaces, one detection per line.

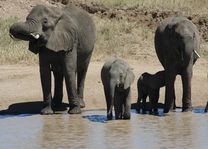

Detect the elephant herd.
xmin=9 ymin=4 xmax=208 ymax=119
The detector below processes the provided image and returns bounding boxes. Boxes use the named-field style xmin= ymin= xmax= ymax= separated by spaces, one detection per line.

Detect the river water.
xmin=0 ymin=109 xmax=207 ymax=149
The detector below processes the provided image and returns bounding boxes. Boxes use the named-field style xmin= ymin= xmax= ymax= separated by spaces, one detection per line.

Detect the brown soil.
xmin=0 ymin=59 xmax=207 ymax=111
xmin=0 ymin=0 xmax=207 ymax=111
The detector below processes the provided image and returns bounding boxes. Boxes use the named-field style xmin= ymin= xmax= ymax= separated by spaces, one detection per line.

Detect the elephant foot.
xmin=107 ymin=113 xmax=112 ymax=120
xmin=182 ymin=107 xmax=192 ymax=112
xmin=41 ymin=106 xmax=54 ymax=115
xmin=136 ymin=108 xmax=141 ymax=113
xmin=68 ymin=104 xmax=81 ymax=114
xmin=153 ymin=109 xmax=159 ymax=115
xmin=115 ymin=114 xmax=122 ymax=120
xmin=79 ymin=98 xmax=85 ymax=108
xmin=123 ymin=112 xmax=131 ymax=120
xmin=163 ymin=108 xmax=170 ymax=114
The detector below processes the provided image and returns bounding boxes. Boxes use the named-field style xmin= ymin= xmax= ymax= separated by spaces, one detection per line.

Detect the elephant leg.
xmin=136 ymin=97 xmax=142 ymax=113
xmin=52 ymin=70 xmax=65 ymax=111
xmin=170 ymin=88 xmax=176 ymax=111
xmin=164 ymin=68 xmax=176 ymax=113
xmin=123 ymin=88 xmax=131 ymax=119
xmin=142 ymin=95 xmax=147 ymax=114
xmin=181 ymin=65 xmax=193 ymax=112
xmin=205 ymin=101 xmax=208 ymax=112
xmin=150 ymin=89 xmax=159 ymax=115
xmin=77 ymin=53 xmax=92 ymax=108
xmin=39 ymin=53 xmax=53 ymax=115
xmin=63 ymin=51 xmax=81 ymax=114
xmin=114 ymin=90 xmax=123 ymax=120
xmin=103 ymin=85 xmax=113 ymax=120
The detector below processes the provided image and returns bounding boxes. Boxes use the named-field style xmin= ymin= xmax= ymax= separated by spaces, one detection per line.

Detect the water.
xmin=0 ymin=109 xmax=207 ymax=149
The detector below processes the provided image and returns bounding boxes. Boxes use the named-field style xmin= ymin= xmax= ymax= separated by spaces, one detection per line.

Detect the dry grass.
xmin=92 ymin=16 xmax=155 ymax=61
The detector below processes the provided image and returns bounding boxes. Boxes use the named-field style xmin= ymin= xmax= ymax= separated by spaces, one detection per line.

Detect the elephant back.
xmin=64 ymin=4 xmax=96 ymax=53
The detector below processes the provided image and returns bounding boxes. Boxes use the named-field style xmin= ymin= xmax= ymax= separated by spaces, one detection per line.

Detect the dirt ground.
xmin=0 ymin=58 xmax=207 ymax=111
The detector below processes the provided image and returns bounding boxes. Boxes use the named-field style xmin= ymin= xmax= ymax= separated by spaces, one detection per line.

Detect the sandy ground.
xmin=0 ymin=58 xmax=208 ymax=111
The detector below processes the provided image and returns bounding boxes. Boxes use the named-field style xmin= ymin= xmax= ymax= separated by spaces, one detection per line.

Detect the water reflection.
xmin=0 ymin=110 xmax=207 ymax=149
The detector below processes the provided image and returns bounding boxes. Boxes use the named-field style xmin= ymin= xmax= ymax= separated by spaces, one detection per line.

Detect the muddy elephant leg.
xmin=52 ymin=70 xmax=64 ymax=110
xmin=123 ymin=88 xmax=131 ymax=119
xmin=164 ymin=68 xmax=176 ymax=113
xmin=63 ymin=51 xmax=81 ymax=114
xmin=77 ymin=53 xmax=92 ymax=108
xmin=181 ymin=65 xmax=193 ymax=112
xmin=39 ymin=53 xmax=53 ymax=115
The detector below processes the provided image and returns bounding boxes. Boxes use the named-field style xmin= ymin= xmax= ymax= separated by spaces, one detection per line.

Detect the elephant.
xmin=101 ymin=58 xmax=135 ymax=120
xmin=205 ymin=101 xmax=208 ymax=112
xmin=137 ymin=70 xmax=176 ymax=114
xmin=9 ymin=4 xmax=96 ymax=114
xmin=154 ymin=16 xmax=200 ymax=113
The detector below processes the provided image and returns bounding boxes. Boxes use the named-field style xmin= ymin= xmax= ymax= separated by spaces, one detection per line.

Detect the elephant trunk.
xmin=10 ymin=21 xmax=41 ymax=41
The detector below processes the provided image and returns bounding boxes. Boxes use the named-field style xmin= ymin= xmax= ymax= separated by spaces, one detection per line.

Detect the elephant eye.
xmin=42 ymin=18 xmax=48 ymax=25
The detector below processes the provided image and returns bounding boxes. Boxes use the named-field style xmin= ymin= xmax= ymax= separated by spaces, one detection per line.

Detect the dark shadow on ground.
xmin=0 ymin=101 xmax=69 ymax=115
xmin=193 ymin=106 xmax=207 ymax=114
xmin=83 ymin=115 xmax=107 ymax=123
xmin=131 ymin=102 xmax=165 ymax=111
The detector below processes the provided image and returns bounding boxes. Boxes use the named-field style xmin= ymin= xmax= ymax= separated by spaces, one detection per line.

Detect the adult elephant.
xmin=9 ymin=4 xmax=96 ymax=114
xmin=154 ymin=16 xmax=200 ymax=113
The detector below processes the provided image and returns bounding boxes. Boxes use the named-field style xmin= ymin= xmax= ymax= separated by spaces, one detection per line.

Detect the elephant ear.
xmin=124 ymin=69 xmax=135 ymax=89
xmin=46 ymin=17 xmax=77 ymax=52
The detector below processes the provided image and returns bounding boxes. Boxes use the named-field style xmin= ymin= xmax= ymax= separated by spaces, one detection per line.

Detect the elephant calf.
xmin=137 ymin=71 xmax=176 ymax=114
xmin=101 ymin=58 xmax=135 ymax=120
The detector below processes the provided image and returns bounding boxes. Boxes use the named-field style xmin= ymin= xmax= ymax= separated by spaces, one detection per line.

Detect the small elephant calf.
xmin=137 ymin=70 xmax=174 ymax=114
xmin=101 ymin=58 xmax=135 ymax=120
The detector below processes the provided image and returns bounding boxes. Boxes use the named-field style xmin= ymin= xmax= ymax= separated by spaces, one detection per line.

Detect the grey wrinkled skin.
xmin=101 ymin=58 xmax=135 ymax=120
xmin=205 ymin=101 xmax=208 ymax=112
xmin=9 ymin=4 xmax=96 ymax=114
xmin=155 ymin=16 xmax=200 ymax=113
xmin=137 ymin=70 xmax=176 ymax=114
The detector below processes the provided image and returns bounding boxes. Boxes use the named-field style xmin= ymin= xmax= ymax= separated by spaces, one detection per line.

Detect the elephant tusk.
xmin=30 ymin=33 xmax=40 ymax=39
xmin=194 ymin=50 xmax=200 ymax=58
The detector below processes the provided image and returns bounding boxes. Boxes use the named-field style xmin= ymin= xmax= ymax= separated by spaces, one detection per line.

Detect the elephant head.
xmin=10 ymin=5 xmax=75 ymax=54
xmin=112 ymin=67 xmax=134 ymax=90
